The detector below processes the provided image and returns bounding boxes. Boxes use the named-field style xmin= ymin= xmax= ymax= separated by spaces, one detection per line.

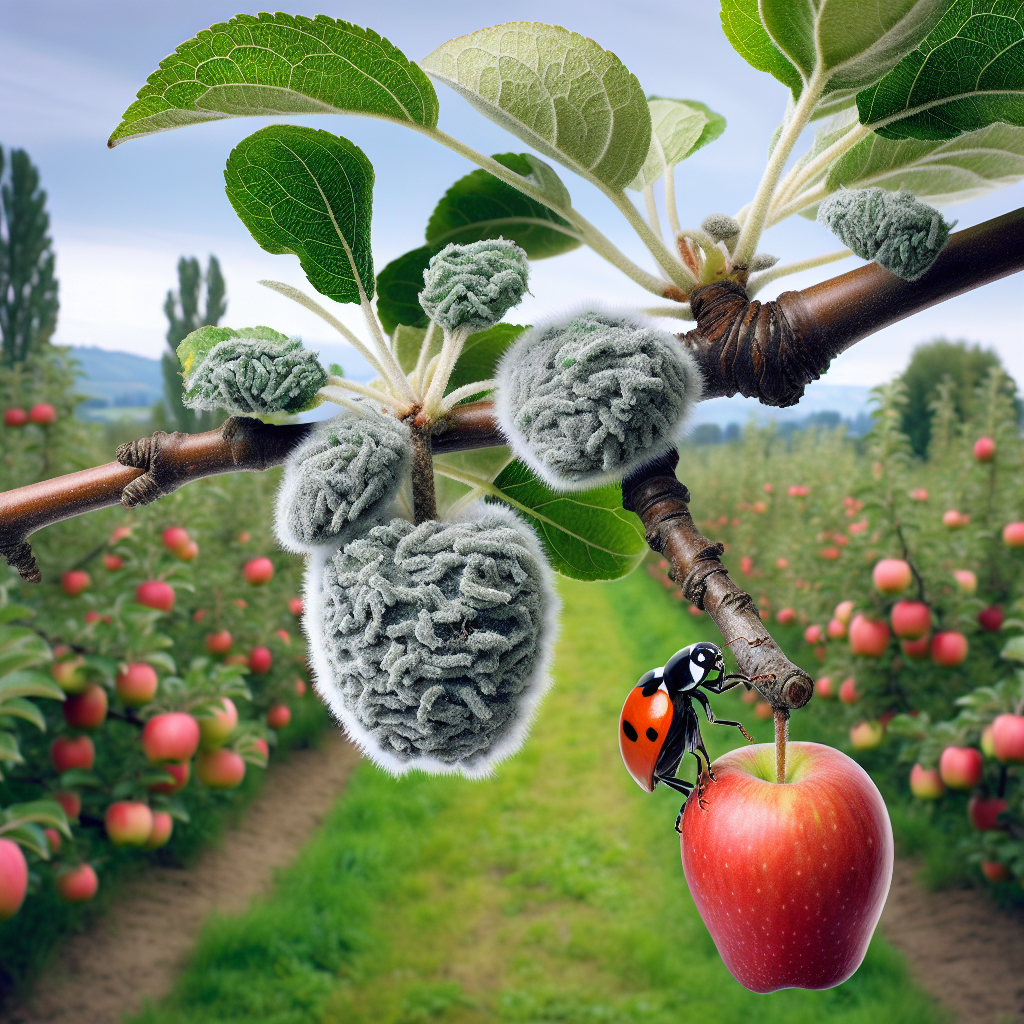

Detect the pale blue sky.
xmin=2 ymin=1 xmax=1022 ymax=391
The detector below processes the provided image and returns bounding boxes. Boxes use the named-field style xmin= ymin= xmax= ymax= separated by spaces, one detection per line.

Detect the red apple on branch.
xmin=205 ymin=630 xmax=233 ymax=656
xmin=199 ymin=697 xmax=238 ymax=750
xmin=63 ymin=683 xmax=108 ymax=730
xmin=931 ymin=632 xmax=968 ymax=667
xmin=980 ymin=861 xmax=1009 ymax=883
xmin=909 ymin=764 xmax=944 ymax=800
xmin=54 ymin=791 xmax=81 ymax=821
xmin=144 ymin=811 xmax=174 ymax=849
xmin=968 ymin=796 xmax=1007 ymax=831
xmin=938 ymin=746 xmax=983 ymax=790
xmin=136 ymin=580 xmax=175 ymax=612
xmin=839 ymin=677 xmax=860 ymax=705
xmin=3 ymin=408 xmax=27 ymax=427
xmin=872 ymin=559 xmax=911 ymax=595
xmin=681 ymin=742 xmax=893 ymax=993
xmin=267 ymin=704 xmax=291 ymax=730
xmin=775 ymin=608 xmax=795 ymax=626
xmin=977 ymin=606 xmax=1003 ymax=632
xmin=50 ymin=735 xmax=95 ymax=772
xmin=105 ymin=801 xmax=154 ymax=847
xmin=142 ymin=713 xmax=200 ymax=764
xmin=849 ymin=615 xmax=889 ymax=658
xmin=196 ymin=748 xmax=246 ymax=789
xmin=162 ymin=526 xmax=190 ymax=555
xmin=243 ymin=557 xmax=274 ymax=586
xmin=1002 ymin=522 xmax=1024 ymax=548
xmin=51 ymin=654 xmax=87 ymax=694
xmin=0 ymin=839 xmax=28 ymax=920
xmin=973 ymin=436 xmax=996 ymax=462
xmin=147 ymin=760 xmax=190 ymax=795
xmin=61 ymin=570 xmax=91 ymax=597
xmin=991 ymin=713 xmax=1024 ymax=763
xmin=248 ymin=646 xmax=272 ymax=675
xmin=289 ymin=597 xmax=303 ymax=616
xmin=900 ymin=636 xmax=930 ymax=660
xmin=56 ymin=864 xmax=98 ymax=903
xmin=29 ymin=403 xmax=57 ymax=425
xmin=850 ymin=721 xmax=883 ymax=750
xmin=890 ymin=601 xmax=930 ymax=640
xmin=115 ymin=663 xmax=158 ymax=707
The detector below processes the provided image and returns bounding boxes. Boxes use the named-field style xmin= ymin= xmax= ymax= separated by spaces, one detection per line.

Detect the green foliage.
xmin=107 ymin=13 xmax=438 ymax=146
xmin=720 ymin=0 xmax=805 ymax=99
xmin=128 ymin=574 xmax=939 ymax=1024
xmin=629 ymin=98 xmax=727 ymax=190
xmin=445 ymin=323 xmax=526 ymax=399
xmin=858 ymin=0 xmax=1024 ymax=139
xmin=375 ymin=247 xmax=432 ymax=334
xmin=897 ymin=338 xmax=1016 ymax=455
xmin=421 ymin=23 xmax=652 ymax=192
xmin=162 ymin=255 xmax=227 ymax=432
xmin=224 ymin=125 xmax=375 ymax=304
xmin=487 ymin=461 xmax=647 ymax=581
xmin=0 ymin=148 xmax=59 ymax=366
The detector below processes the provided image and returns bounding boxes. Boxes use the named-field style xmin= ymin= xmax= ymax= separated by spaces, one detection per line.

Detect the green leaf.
xmin=0 ymin=669 xmax=65 ymax=703
xmin=1 ymin=800 xmax=72 ymax=837
xmin=486 ymin=460 xmax=647 ymax=581
xmin=434 ymin=448 xmax=513 ymax=518
xmin=446 ymin=323 xmax=527 ymax=399
xmin=176 ymin=325 xmax=291 ymax=379
xmin=145 ymin=651 xmax=177 ymax=676
xmin=720 ymin=0 xmax=805 ymax=98
xmin=59 ymin=768 xmax=102 ymax=789
xmin=0 ymin=698 xmax=46 ymax=732
xmin=224 ymin=125 xmax=375 ymax=303
xmin=1002 ymin=636 xmax=1024 ymax=662
xmin=426 ymin=153 xmax=580 ymax=258
xmin=825 ymin=121 xmax=1024 ymax=206
xmin=376 ymin=247 xmax=432 ymax=334
xmin=421 ymin=22 xmax=652 ymax=192
xmin=858 ymin=1 xmax=1024 ymax=140
xmin=392 ymin=325 xmax=430 ymax=374
xmin=0 ymin=733 xmax=22 ymax=766
xmin=629 ymin=98 xmax=726 ymax=190
xmin=0 ymin=628 xmax=52 ymax=677
xmin=0 ymin=605 xmax=34 ymax=625
xmin=1 ymin=824 xmax=49 ymax=859
xmin=108 ymin=13 xmax=438 ymax=146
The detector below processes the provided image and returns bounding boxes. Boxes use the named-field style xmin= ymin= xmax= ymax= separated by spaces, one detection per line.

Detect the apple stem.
xmin=774 ymin=709 xmax=789 ymax=783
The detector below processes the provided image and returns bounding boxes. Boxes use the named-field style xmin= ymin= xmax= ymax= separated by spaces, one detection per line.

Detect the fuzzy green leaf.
xmin=629 ymin=98 xmax=726 ymax=190
xmin=108 ymin=13 xmax=438 ymax=146
xmin=0 ymin=670 xmax=65 ymax=703
xmin=225 ymin=125 xmax=375 ymax=303
xmin=376 ymin=247 xmax=432 ymax=334
xmin=720 ymin=0 xmax=805 ymax=98
xmin=392 ymin=325 xmax=432 ymax=374
xmin=858 ymin=1 xmax=1024 ymax=140
xmin=421 ymin=22 xmax=651 ymax=192
xmin=486 ymin=460 xmax=647 ymax=581
xmin=426 ymin=153 xmax=580 ymax=258
xmin=446 ymin=323 xmax=527 ymax=399
xmin=0 ymin=698 xmax=46 ymax=732
xmin=177 ymin=325 xmax=290 ymax=380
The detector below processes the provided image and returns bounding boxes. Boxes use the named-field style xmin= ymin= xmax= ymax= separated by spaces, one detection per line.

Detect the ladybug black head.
xmin=663 ymin=642 xmax=725 ymax=692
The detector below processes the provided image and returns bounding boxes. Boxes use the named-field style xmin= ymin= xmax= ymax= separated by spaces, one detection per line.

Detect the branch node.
xmin=1 ymin=540 xmax=41 ymax=584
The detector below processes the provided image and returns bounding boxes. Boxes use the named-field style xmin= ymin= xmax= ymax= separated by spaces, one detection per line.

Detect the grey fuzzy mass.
xmin=275 ymin=411 xmax=412 ymax=554
xmin=182 ymin=336 xmax=327 ymax=415
xmin=817 ymin=187 xmax=952 ymax=282
xmin=496 ymin=311 xmax=702 ymax=489
xmin=308 ymin=507 xmax=556 ymax=775
xmin=419 ymin=239 xmax=529 ymax=333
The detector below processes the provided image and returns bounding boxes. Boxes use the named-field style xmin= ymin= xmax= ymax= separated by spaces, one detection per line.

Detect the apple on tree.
xmin=147 ymin=760 xmax=190 ymax=794
xmin=991 ymin=714 xmax=1024 ymax=763
xmin=849 ymin=615 xmax=889 ymax=658
xmin=909 ymin=764 xmax=944 ymax=800
xmin=850 ymin=721 xmax=883 ymax=750
xmin=63 ymin=683 xmax=108 ymax=730
xmin=61 ymin=570 xmax=91 ymax=597
xmin=872 ymin=559 xmax=911 ymax=595
xmin=56 ymin=863 xmax=98 ymax=903
xmin=890 ymin=601 xmax=930 ymax=640
xmin=0 ymin=839 xmax=28 ymax=920
xmin=50 ymin=735 xmax=95 ymax=773
xmin=839 ymin=677 xmax=859 ymax=705
xmin=136 ymin=580 xmax=175 ymax=612
xmin=205 ymin=630 xmax=233 ymax=656
xmin=938 ymin=746 xmax=982 ymax=790
xmin=968 ymin=796 xmax=1007 ymax=831
xmin=28 ymin=403 xmax=57 ymax=425
xmin=930 ymin=632 xmax=968 ymax=667
xmin=105 ymin=801 xmax=154 ymax=847
xmin=51 ymin=654 xmax=88 ymax=694
xmin=142 ymin=713 xmax=200 ymax=763
xmin=144 ymin=810 xmax=174 ymax=849
xmin=196 ymin=748 xmax=246 ymax=789
xmin=243 ymin=557 xmax=274 ymax=586
xmin=198 ymin=697 xmax=238 ymax=750
xmin=115 ymin=663 xmax=158 ymax=706
xmin=681 ymin=743 xmax=893 ymax=993
xmin=3 ymin=408 xmax=28 ymax=427
xmin=980 ymin=861 xmax=1009 ymax=883
xmin=267 ymin=704 xmax=291 ymax=729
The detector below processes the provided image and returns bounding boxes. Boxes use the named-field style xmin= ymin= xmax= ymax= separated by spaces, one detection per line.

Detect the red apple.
xmin=826 ymin=619 xmax=846 ymax=640
xmin=243 ymin=557 xmax=274 ymax=586
xmin=225 ymin=654 xmax=249 ymax=666
xmin=144 ymin=810 xmax=174 ymax=850
xmin=249 ymin=646 xmax=272 ymax=675
xmin=142 ymin=712 xmax=200 ymax=764
xmin=4 ymin=408 xmax=28 ymax=427
xmin=294 ymin=678 xmax=307 ymax=697
xmin=289 ymin=597 xmax=303 ymax=616
xmin=834 ymin=600 xmax=854 ymax=625
xmin=52 ymin=655 xmax=87 ymax=694
xmin=205 ymin=631 xmax=233 ymax=656
xmin=931 ymin=631 xmax=968 ymax=667
xmin=254 ymin=738 xmax=270 ymax=761
xmin=237 ymin=531 xmax=251 ymax=544
xmin=56 ymin=863 xmax=98 ymax=903
xmin=754 ymin=701 xmax=773 ymax=721
xmin=909 ymin=764 xmax=944 ymax=799
xmin=50 ymin=735 xmax=95 ymax=773
xmin=819 ymin=546 xmax=841 ymax=561
xmin=973 ymin=436 xmax=996 ymax=462
xmin=872 ymin=558 xmax=912 ymax=595
xmin=939 ymin=746 xmax=983 ymax=790
xmin=136 ymin=580 xmax=175 ymax=612
xmin=148 ymin=760 xmax=190 ymax=794
xmin=908 ymin=488 xmax=928 ymax=502
xmin=0 ymin=840 xmax=28 ymax=920
xmin=110 ymin=525 xmax=132 ymax=543
xmin=199 ymin=697 xmax=238 ymax=750
xmin=787 ymin=485 xmax=809 ymax=497
xmin=849 ymin=615 xmax=890 ymax=658
xmin=29 ymin=403 xmax=57 ymax=425
xmin=63 ymin=684 xmax=107 ymax=730
xmin=980 ymin=861 xmax=1009 ymax=883
xmin=61 ymin=570 xmax=91 ymax=597
xmin=105 ymin=801 xmax=153 ymax=847
xmin=275 ymin=629 xmax=291 ymax=645
xmin=267 ymin=704 xmax=291 ymax=730
xmin=54 ymin=791 xmax=81 ymax=821
xmin=968 ymin=796 xmax=1008 ymax=831
xmin=816 ymin=677 xmax=835 ymax=699
xmin=196 ymin=748 xmax=246 ymax=789
xmin=775 ymin=558 xmax=788 ymax=570
xmin=943 ymin=509 xmax=969 ymax=529
xmin=890 ymin=601 xmax=930 ymax=640
xmin=85 ymin=611 xmax=101 ymax=624
xmin=803 ymin=624 xmax=822 ymax=645
xmin=103 ymin=554 xmax=124 ymax=571
xmin=233 ymin=598 xmax=248 ymax=609
xmin=44 ymin=828 xmax=62 ymax=855
xmin=900 ymin=636 xmax=930 ymax=660
xmin=115 ymin=663 xmax=158 ymax=707
xmin=1002 ymin=522 xmax=1024 ymax=547
xmin=991 ymin=713 xmax=1024 ymax=763
xmin=839 ymin=677 xmax=859 ymax=705
xmin=681 ymin=742 xmax=892 ymax=993
xmin=850 ymin=721 xmax=883 ymax=750
xmin=162 ymin=527 xmax=190 ymax=554
xmin=978 ymin=606 xmax=1004 ymax=632
xmin=775 ymin=608 xmax=796 ymax=626
xmin=178 ymin=541 xmax=199 ymax=561
xmin=953 ymin=569 xmax=977 ymax=593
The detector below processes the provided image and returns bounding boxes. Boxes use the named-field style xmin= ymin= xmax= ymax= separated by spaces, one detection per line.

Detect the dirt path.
xmin=881 ymin=859 xmax=1024 ymax=1024
xmin=2 ymin=731 xmax=360 ymax=1024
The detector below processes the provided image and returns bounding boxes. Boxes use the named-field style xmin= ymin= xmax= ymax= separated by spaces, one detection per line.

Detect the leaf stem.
xmin=410 ymin=320 xmax=441 ymax=397
xmin=771 ymin=122 xmax=871 ymax=216
xmin=643 ymin=184 xmax=664 ymax=242
xmin=774 ymin=708 xmax=789 ymax=783
xmin=605 ymin=188 xmax=696 ymax=291
xmin=664 ymin=167 xmax=683 ymax=239
xmin=746 ymin=248 xmax=853 ymax=297
xmin=734 ymin=71 xmax=826 ymax=267
xmin=768 ymin=181 xmax=832 ymax=226
xmin=319 ymin=380 xmax=410 ymax=413
xmin=423 ymin=325 xmax=473 ymax=417
xmin=639 ymin=304 xmax=694 ymax=320
xmin=441 ymin=379 xmax=497 ymax=411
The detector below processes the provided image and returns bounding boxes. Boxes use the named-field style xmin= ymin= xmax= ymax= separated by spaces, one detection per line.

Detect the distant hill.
xmin=65 ymin=346 xmax=164 ymax=409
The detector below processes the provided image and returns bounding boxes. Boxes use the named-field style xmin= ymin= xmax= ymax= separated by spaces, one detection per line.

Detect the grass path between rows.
xmin=133 ymin=573 xmax=943 ymax=1024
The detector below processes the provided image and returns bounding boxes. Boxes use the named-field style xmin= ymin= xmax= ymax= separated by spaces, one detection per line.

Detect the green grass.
xmin=132 ymin=573 xmax=945 ymax=1024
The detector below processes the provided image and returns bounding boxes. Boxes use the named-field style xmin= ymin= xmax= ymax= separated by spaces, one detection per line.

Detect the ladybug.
xmin=619 ymin=642 xmax=754 ymax=830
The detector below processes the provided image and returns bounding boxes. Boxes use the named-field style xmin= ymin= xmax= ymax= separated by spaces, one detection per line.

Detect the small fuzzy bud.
xmin=817 ymin=187 xmax=952 ymax=281
xmin=749 ymin=253 xmax=780 ymax=271
xmin=496 ymin=310 xmax=702 ymax=489
xmin=419 ymin=239 xmax=529 ymax=333
xmin=305 ymin=506 xmax=559 ymax=777
xmin=275 ymin=411 xmax=412 ymax=554
xmin=700 ymin=213 xmax=741 ymax=244
xmin=178 ymin=326 xmax=327 ymax=415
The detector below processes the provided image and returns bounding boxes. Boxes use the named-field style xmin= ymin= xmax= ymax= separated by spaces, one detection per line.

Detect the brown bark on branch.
xmin=622 ymin=451 xmax=813 ymax=711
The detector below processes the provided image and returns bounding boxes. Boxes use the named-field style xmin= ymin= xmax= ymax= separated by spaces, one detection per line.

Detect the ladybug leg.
xmin=694 ymin=690 xmax=754 ymax=743
xmin=654 ymin=773 xmax=694 ymax=834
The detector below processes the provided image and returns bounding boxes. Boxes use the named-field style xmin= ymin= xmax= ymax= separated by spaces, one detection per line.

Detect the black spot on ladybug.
xmin=646 ymin=727 xmax=659 ymax=742
xmin=622 ymin=720 xmax=639 ymax=742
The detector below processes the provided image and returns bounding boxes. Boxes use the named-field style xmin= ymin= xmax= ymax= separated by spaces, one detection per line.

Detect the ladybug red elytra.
xmin=619 ymin=641 xmax=754 ymax=830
